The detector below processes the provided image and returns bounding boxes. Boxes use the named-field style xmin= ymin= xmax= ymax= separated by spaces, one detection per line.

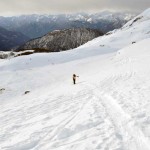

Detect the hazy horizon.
xmin=0 ymin=0 xmax=149 ymax=17
xmin=0 ymin=10 xmax=138 ymax=17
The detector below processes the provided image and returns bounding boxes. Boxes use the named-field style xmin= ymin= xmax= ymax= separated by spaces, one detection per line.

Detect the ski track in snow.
xmin=92 ymin=85 xmax=150 ymax=150
xmin=34 ymin=85 xmax=122 ymax=150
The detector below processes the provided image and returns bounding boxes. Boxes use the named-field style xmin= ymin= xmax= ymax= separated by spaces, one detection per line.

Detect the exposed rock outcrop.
xmin=17 ymin=28 xmax=103 ymax=52
xmin=0 ymin=51 xmax=15 ymax=59
xmin=0 ymin=50 xmax=35 ymax=59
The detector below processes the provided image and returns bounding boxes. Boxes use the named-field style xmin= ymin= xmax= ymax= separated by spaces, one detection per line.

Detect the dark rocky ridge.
xmin=17 ymin=28 xmax=103 ymax=52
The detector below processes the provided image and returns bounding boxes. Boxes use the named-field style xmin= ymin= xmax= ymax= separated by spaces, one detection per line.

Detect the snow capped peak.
xmin=87 ymin=18 xmax=93 ymax=23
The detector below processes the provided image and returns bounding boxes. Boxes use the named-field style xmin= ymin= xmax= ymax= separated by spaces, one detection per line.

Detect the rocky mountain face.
xmin=0 ymin=12 xmax=135 ymax=39
xmin=17 ymin=28 xmax=103 ymax=52
xmin=0 ymin=26 xmax=30 ymax=51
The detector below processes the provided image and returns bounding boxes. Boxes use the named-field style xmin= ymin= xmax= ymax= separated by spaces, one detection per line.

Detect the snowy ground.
xmin=0 ymin=9 xmax=150 ymax=150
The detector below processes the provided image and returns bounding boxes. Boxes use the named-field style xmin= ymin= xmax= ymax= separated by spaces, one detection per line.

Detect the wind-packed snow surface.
xmin=0 ymin=9 xmax=150 ymax=150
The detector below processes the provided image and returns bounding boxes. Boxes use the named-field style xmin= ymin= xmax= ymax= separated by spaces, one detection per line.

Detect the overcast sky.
xmin=0 ymin=0 xmax=150 ymax=16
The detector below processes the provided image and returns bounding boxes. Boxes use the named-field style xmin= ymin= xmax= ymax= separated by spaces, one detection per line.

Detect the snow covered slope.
xmin=0 ymin=9 xmax=150 ymax=150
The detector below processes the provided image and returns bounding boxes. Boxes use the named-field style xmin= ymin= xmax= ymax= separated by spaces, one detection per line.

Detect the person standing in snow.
xmin=73 ymin=74 xmax=79 ymax=84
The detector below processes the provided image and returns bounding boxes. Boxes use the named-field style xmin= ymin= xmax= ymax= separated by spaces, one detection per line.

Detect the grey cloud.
xmin=0 ymin=0 xmax=150 ymax=16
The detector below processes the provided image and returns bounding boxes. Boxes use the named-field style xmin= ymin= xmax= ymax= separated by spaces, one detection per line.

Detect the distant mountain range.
xmin=0 ymin=12 xmax=136 ymax=39
xmin=0 ymin=26 xmax=30 ymax=51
